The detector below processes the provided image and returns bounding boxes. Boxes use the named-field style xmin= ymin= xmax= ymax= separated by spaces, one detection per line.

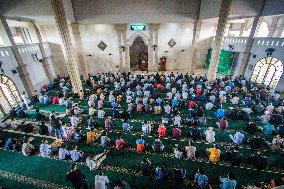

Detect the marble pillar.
xmin=0 ymin=17 xmax=35 ymax=95
xmin=49 ymin=0 xmax=83 ymax=94
xmin=149 ymin=24 xmax=160 ymax=72
xmin=115 ymin=24 xmax=127 ymax=71
xmin=207 ymin=0 xmax=232 ymax=81
xmin=70 ymin=23 xmax=89 ymax=78
xmin=191 ymin=20 xmax=202 ymax=74
xmin=238 ymin=0 xmax=266 ymax=76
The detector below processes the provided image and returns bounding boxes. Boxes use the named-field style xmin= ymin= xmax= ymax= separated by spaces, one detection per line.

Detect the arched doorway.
xmin=250 ymin=57 xmax=283 ymax=89
xmin=0 ymin=75 xmax=21 ymax=114
xmin=129 ymin=37 xmax=148 ymax=71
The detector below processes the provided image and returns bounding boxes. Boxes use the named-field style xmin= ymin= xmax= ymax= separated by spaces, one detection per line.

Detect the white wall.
xmin=17 ymin=44 xmax=49 ymax=90
xmin=0 ymin=47 xmax=26 ymax=94
xmin=79 ymin=24 xmax=120 ymax=73
xmin=40 ymin=25 xmax=68 ymax=75
xmin=157 ymin=23 xmax=194 ymax=71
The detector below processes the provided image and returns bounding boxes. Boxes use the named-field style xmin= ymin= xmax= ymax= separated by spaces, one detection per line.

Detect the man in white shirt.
xmin=58 ymin=146 xmax=70 ymax=160
xmin=94 ymin=172 xmax=109 ymax=189
xmin=39 ymin=139 xmax=52 ymax=157
xmin=142 ymin=121 xmax=151 ymax=135
xmin=204 ymin=127 xmax=215 ymax=143
xmin=70 ymin=115 xmax=79 ymax=127
xmin=173 ymin=115 xmax=182 ymax=127
xmin=164 ymin=104 xmax=171 ymax=115
xmin=70 ymin=146 xmax=83 ymax=162
xmin=98 ymin=109 xmax=105 ymax=119
xmin=205 ymin=102 xmax=214 ymax=110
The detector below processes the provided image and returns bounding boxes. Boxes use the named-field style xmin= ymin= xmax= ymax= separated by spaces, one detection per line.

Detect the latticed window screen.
xmin=251 ymin=57 xmax=283 ymax=89
xmin=0 ymin=75 xmax=21 ymax=107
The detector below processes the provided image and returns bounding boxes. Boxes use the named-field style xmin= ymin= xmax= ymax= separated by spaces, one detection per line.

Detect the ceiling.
xmin=0 ymin=0 xmax=283 ymax=25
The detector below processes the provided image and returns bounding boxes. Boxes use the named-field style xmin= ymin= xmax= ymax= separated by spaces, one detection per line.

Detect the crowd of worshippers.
xmin=1 ymin=72 xmax=284 ymax=188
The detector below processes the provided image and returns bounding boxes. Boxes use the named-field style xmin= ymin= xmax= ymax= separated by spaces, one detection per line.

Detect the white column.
xmin=49 ymin=0 xmax=83 ymax=94
xmin=70 ymin=23 xmax=89 ymax=78
xmin=238 ymin=0 xmax=266 ymax=76
xmin=149 ymin=24 xmax=160 ymax=72
xmin=115 ymin=24 xmax=127 ymax=71
xmin=207 ymin=0 xmax=233 ymax=81
xmin=191 ymin=20 xmax=202 ymax=74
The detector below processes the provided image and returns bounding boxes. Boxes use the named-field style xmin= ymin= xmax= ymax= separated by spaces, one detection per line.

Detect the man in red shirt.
xmin=115 ymin=137 xmax=127 ymax=150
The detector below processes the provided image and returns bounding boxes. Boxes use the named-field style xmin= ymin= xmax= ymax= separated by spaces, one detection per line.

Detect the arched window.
xmin=251 ymin=57 xmax=283 ymax=89
xmin=0 ymin=75 xmax=21 ymax=114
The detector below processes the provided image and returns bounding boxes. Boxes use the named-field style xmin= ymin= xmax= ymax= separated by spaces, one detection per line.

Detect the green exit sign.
xmin=130 ymin=24 xmax=146 ymax=31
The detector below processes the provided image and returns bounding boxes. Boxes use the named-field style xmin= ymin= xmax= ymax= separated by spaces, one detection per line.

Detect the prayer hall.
xmin=0 ymin=0 xmax=284 ymax=188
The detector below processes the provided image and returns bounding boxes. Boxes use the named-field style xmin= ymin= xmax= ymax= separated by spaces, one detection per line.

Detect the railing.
xmin=223 ymin=37 xmax=284 ymax=52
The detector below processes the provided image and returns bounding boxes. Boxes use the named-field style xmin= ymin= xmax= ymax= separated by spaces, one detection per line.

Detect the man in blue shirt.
xmin=263 ymin=124 xmax=275 ymax=135
xmin=220 ymin=172 xmax=237 ymax=189
xmin=194 ymin=169 xmax=208 ymax=189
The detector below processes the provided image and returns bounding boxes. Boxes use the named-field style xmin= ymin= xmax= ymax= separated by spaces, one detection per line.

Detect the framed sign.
xmin=130 ymin=24 xmax=146 ymax=31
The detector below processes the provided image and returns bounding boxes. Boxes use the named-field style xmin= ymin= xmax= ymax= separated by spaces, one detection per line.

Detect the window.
xmin=251 ymin=57 xmax=283 ymax=89
xmin=0 ymin=75 xmax=21 ymax=114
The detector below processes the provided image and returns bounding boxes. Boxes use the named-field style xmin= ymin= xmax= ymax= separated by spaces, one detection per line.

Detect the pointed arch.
xmin=126 ymin=32 xmax=150 ymax=46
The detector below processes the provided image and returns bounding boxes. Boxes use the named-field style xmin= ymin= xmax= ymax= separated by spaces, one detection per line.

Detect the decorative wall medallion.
xmin=98 ymin=41 xmax=107 ymax=51
xmin=168 ymin=39 xmax=176 ymax=48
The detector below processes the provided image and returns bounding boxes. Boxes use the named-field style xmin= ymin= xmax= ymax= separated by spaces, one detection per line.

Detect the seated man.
xmin=173 ymin=114 xmax=182 ymax=127
xmin=43 ymin=95 xmax=50 ymax=104
xmin=70 ymin=145 xmax=84 ymax=162
xmin=39 ymin=139 xmax=53 ymax=157
xmin=172 ymin=127 xmax=181 ymax=139
xmin=229 ymin=131 xmax=244 ymax=145
xmin=20 ymin=121 xmax=34 ymax=133
xmin=152 ymin=138 xmax=164 ymax=153
xmin=35 ymin=109 xmax=46 ymax=121
xmin=100 ymin=132 xmax=111 ymax=148
xmin=58 ymin=145 xmax=70 ymax=160
xmin=269 ymin=134 xmax=284 ymax=150
xmin=22 ymin=137 xmax=35 ymax=156
xmin=157 ymin=124 xmax=166 ymax=138
xmin=136 ymin=137 xmax=146 ymax=153
xmin=216 ymin=117 xmax=228 ymax=130
xmin=173 ymin=147 xmax=183 ymax=159
xmin=204 ymin=127 xmax=215 ymax=143
xmin=262 ymin=124 xmax=275 ymax=136
xmin=86 ymin=150 xmax=110 ymax=171
xmin=185 ymin=141 xmax=196 ymax=160
xmin=142 ymin=121 xmax=151 ymax=135
xmin=115 ymin=137 xmax=127 ymax=150
xmin=244 ymin=121 xmax=259 ymax=134
xmin=230 ymin=146 xmax=242 ymax=166
xmin=214 ymin=108 xmax=225 ymax=119
xmin=248 ymin=135 xmax=266 ymax=149
xmin=122 ymin=120 xmax=132 ymax=133
xmin=207 ymin=144 xmax=221 ymax=163
xmin=4 ymin=138 xmax=15 ymax=151
xmin=52 ymin=96 xmax=59 ymax=104
xmin=205 ymin=101 xmax=214 ymax=110
xmin=86 ymin=128 xmax=101 ymax=145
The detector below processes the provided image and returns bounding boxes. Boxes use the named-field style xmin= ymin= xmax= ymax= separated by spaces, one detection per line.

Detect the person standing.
xmin=94 ymin=171 xmax=109 ymax=189
xmin=66 ymin=164 xmax=88 ymax=189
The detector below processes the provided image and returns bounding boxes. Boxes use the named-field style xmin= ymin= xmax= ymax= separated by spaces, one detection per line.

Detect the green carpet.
xmin=1 ymin=86 xmax=283 ymax=188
